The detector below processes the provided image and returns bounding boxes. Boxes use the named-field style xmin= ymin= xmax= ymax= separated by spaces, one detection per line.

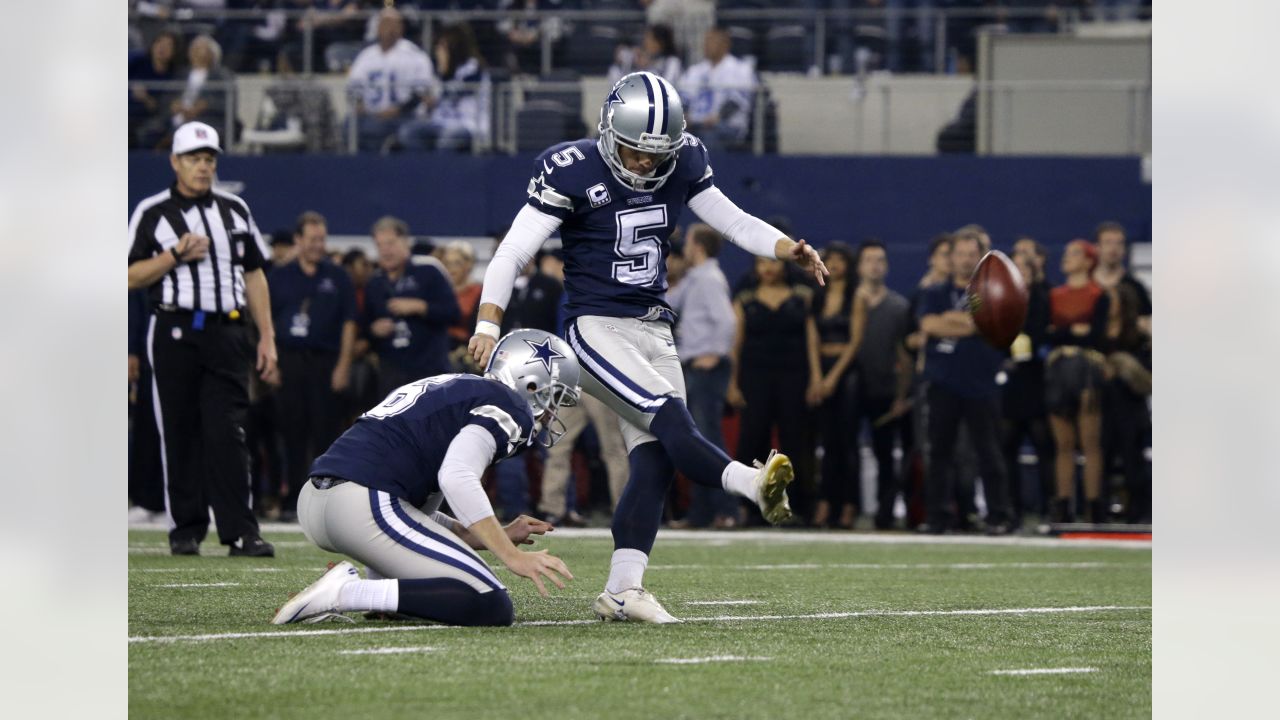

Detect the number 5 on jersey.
xmin=611 ymin=206 xmax=667 ymax=287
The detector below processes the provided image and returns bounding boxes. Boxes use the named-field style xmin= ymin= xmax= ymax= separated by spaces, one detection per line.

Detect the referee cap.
xmin=172 ymin=121 xmax=222 ymax=155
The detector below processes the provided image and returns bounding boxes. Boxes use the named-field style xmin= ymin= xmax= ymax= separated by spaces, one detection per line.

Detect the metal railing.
xmin=128 ymin=5 xmax=1152 ymax=78
xmin=129 ymin=75 xmax=1151 ymax=156
xmin=128 ymin=79 xmax=238 ymax=151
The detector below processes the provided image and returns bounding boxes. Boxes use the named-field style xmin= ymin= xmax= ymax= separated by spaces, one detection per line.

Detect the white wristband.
xmin=475 ymin=320 xmax=500 ymax=340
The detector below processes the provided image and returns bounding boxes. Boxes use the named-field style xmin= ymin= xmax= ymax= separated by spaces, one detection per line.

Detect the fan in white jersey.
xmin=677 ymin=27 xmax=757 ymax=153
xmin=346 ymin=7 xmax=437 ymax=153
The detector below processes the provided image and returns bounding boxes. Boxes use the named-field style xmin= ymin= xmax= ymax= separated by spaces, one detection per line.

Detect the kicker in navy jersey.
xmin=525 ymin=136 xmax=714 ymax=323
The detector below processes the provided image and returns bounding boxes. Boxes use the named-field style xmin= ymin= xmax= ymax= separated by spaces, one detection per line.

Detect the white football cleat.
xmin=753 ymin=450 xmax=795 ymax=525
xmin=271 ymin=561 xmax=360 ymax=625
xmin=592 ymin=588 xmax=681 ymax=624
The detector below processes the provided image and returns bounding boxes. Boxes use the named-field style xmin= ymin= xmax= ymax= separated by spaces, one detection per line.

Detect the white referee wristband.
xmin=475 ymin=320 xmax=501 ymax=340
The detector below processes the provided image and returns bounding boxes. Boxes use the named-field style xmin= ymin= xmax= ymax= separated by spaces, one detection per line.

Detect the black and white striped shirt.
xmin=127 ymin=183 xmax=271 ymax=313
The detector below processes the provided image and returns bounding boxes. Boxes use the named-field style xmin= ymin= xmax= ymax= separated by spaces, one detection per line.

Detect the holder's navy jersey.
xmin=524 ymin=136 xmax=715 ymax=322
xmin=310 ymin=374 xmax=535 ymax=507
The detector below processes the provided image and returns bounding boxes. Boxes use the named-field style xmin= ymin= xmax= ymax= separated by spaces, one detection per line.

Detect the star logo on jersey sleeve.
xmin=523 ymin=337 xmax=566 ymax=373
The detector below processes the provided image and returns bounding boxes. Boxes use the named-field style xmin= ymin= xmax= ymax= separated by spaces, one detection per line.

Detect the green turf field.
xmin=129 ymin=527 xmax=1151 ymax=719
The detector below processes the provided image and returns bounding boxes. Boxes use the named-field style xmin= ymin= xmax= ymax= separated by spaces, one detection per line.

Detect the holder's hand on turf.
xmin=504 ymin=549 xmax=573 ymax=598
xmin=505 ymin=514 xmax=554 ymax=546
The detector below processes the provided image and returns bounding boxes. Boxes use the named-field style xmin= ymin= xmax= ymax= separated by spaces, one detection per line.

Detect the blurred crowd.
xmin=129 ymin=2 xmax=1150 ymax=152
xmin=129 ymin=211 xmax=1151 ymax=533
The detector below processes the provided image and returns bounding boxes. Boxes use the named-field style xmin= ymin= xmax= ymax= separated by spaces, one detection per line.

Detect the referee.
xmin=127 ymin=121 xmax=278 ymax=557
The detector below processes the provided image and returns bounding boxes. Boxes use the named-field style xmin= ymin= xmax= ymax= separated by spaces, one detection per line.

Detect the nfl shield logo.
xmin=195 ymin=128 xmax=207 ymax=139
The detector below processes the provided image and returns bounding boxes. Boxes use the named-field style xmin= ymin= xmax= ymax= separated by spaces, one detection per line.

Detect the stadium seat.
xmin=528 ymin=70 xmax=585 ymax=138
xmin=762 ymin=24 xmax=809 ymax=73
xmin=564 ymin=24 xmax=624 ymax=76
xmin=515 ymin=100 xmax=571 ymax=152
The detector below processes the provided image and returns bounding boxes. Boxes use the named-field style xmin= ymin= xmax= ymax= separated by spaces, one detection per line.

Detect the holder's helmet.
xmin=484 ymin=329 xmax=581 ymax=447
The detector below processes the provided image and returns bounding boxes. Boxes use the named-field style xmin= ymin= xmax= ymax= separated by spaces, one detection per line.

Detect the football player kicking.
xmin=468 ymin=72 xmax=829 ymax=624
xmin=272 ymin=329 xmax=577 ymax=626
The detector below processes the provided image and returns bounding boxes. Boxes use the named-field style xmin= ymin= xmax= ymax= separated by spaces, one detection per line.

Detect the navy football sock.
xmin=611 ymin=441 xmax=674 ymax=554
xmin=649 ymin=399 xmax=733 ymax=489
xmin=395 ymin=578 xmax=514 ymax=627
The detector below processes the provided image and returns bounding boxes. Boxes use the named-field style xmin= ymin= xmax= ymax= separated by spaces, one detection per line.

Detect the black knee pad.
xmin=475 ymin=589 xmax=515 ymax=627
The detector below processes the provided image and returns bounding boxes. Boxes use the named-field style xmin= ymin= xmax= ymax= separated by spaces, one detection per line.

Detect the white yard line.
xmin=128 ymin=605 xmax=1150 ymax=644
xmin=655 ymin=656 xmax=772 ymax=664
xmin=154 ymin=582 xmax=242 ymax=588
xmin=338 ymin=646 xmax=438 ymax=656
xmin=649 ymin=562 xmax=1133 ymax=571
xmin=128 ymin=523 xmax=1151 ymax=549
xmin=989 ymin=667 xmax=1100 ymax=676
xmin=684 ymin=600 xmax=763 ymax=606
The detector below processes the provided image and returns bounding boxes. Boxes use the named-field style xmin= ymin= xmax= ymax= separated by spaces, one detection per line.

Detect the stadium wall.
xmin=128 ymin=154 xmax=1151 ymax=294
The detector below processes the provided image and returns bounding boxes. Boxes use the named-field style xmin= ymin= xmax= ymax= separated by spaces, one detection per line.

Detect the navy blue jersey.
xmin=269 ymin=259 xmax=357 ymax=352
xmin=363 ymin=261 xmax=461 ymax=375
xmin=524 ymin=136 xmax=715 ymax=322
xmin=916 ymin=282 xmax=1005 ymax=398
xmin=311 ymin=374 xmax=536 ymax=508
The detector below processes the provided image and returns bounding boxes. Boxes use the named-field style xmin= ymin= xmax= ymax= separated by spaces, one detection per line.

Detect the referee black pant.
xmin=148 ymin=310 xmax=260 ymax=545
xmin=277 ymin=347 xmax=344 ymax=514
xmin=925 ymin=384 xmax=1012 ymax=530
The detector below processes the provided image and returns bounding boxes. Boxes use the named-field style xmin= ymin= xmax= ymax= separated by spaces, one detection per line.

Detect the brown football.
xmin=966 ymin=250 xmax=1029 ymax=349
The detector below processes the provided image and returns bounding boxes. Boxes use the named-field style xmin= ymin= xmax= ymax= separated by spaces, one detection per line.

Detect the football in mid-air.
xmin=966 ymin=250 xmax=1029 ymax=349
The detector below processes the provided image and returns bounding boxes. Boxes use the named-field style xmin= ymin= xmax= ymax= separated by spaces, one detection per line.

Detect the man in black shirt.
xmin=269 ymin=211 xmax=358 ymax=522
xmin=126 ymin=121 xmax=278 ymax=557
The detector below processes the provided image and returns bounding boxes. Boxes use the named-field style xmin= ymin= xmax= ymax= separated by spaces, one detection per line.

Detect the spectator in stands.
xmin=1002 ymin=247 xmax=1054 ymax=528
xmin=346 ymin=7 xmax=436 ymax=153
xmin=136 ymin=34 xmax=237 ymax=150
xmin=916 ymin=231 xmax=1014 ymax=534
xmin=849 ymin=240 xmax=914 ymax=530
xmin=129 ymin=30 xmax=179 ymax=149
xmin=679 ymin=27 xmax=757 ymax=153
xmin=442 ymin=240 xmax=482 ymax=369
xmin=1045 ymin=239 xmax=1111 ymax=524
xmin=220 ymin=0 xmax=289 ymax=73
xmin=173 ymin=35 xmax=237 ymax=144
xmin=399 ymin=23 xmax=491 ymax=153
xmin=1092 ymin=221 xmax=1151 ymax=336
xmin=808 ymin=242 xmax=864 ymax=529
xmin=1014 ymin=235 xmax=1047 ymax=285
xmin=1102 ymin=282 xmax=1152 ymax=523
xmin=728 ymin=257 xmax=817 ymax=524
xmin=609 ymin=24 xmax=684 ymax=85
xmin=364 ymin=216 xmax=461 ymax=396
xmin=667 ymin=224 xmax=739 ymax=529
xmin=644 ymin=0 xmax=715 ymax=67
xmin=269 ymin=211 xmax=358 ymax=522
xmin=497 ymin=0 xmax=569 ymax=75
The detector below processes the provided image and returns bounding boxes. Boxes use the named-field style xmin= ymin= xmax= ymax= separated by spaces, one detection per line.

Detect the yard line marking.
xmin=685 ymin=600 xmax=762 ymax=606
xmin=154 ymin=579 xmax=241 ymax=586
xmin=990 ymin=667 xmax=1099 ymax=676
xmin=649 ymin=562 xmax=1129 ymax=571
xmin=128 ymin=605 xmax=1150 ymax=644
xmin=655 ymin=656 xmax=772 ymax=664
xmin=338 ymin=646 xmax=438 ymax=656
xmin=129 ymin=523 xmax=1151 ymax=549
xmin=131 ymin=567 xmax=287 ymax=573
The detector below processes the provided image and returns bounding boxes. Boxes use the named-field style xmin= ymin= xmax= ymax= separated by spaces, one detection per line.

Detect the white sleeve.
xmin=478 ymin=204 xmax=563 ymax=312
xmin=437 ymin=424 xmax=500 ymax=528
xmin=687 ymin=186 xmax=783 ymax=258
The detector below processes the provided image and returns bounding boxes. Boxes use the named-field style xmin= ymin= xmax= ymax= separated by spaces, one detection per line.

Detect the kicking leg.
xmin=567 ymin=317 xmax=793 ymax=523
